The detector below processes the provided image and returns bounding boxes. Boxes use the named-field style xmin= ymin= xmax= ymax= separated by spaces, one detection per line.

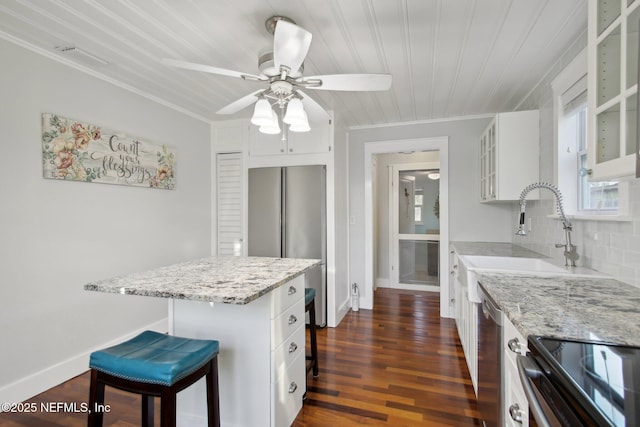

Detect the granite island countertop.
xmin=451 ymin=241 xmax=640 ymax=347
xmin=84 ymin=256 xmax=321 ymax=304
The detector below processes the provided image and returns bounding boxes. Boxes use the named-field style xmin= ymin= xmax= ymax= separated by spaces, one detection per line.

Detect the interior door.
xmin=391 ymin=163 xmax=440 ymax=292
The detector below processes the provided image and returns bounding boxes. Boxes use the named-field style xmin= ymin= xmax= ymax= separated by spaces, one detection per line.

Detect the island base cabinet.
xmin=172 ymin=274 xmax=305 ymax=427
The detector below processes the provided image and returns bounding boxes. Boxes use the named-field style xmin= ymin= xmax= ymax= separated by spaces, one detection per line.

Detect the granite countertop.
xmin=84 ymin=256 xmax=321 ymax=305
xmin=451 ymin=242 xmax=640 ymax=347
xmin=477 ymin=271 xmax=640 ymax=347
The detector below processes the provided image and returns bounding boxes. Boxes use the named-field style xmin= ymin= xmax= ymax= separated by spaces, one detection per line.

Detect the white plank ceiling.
xmin=0 ymin=0 xmax=587 ymax=127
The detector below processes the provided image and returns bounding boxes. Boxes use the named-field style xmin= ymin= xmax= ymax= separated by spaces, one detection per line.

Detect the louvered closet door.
xmin=216 ymin=152 xmax=243 ymax=256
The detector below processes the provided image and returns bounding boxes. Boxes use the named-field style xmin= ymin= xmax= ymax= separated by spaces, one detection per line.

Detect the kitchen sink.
xmin=458 ymin=255 xmax=568 ymax=274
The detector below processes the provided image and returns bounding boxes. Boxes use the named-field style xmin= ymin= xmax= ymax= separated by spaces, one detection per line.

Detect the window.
xmin=554 ymin=48 xmax=622 ymax=217
xmin=567 ymin=103 xmax=619 ymax=212
xmin=414 ymin=192 xmax=423 ymax=222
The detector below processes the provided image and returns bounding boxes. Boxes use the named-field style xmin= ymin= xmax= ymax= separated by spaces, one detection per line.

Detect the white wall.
xmin=348 ymin=117 xmax=516 ymax=309
xmin=0 ymin=38 xmax=211 ymax=403
xmin=332 ymin=117 xmax=351 ymax=324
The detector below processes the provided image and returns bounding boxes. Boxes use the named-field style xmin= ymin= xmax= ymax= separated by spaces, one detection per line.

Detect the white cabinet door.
xmin=587 ymin=0 xmax=639 ymax=180
xmin=248 ymin=118 xmax=332 ymax=156
xmin=249 ymin=127 xmax=288 ymax=156
xmin=288 ymin=122 xmax=331 ymax=154
xmin=216 ymin=152 xmax=243 ymax=256
xmin=479 ymin=110 xmax=540 ymax=202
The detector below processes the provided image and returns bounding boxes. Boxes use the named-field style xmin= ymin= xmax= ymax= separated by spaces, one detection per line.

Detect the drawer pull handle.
xmin=288 ymin=342 xmax=298 ymax=353
xmin=509 ymin=403 xmax=523 ymax=423
xmin=288 ymin=286 xmax=296 ymax=295
xmin=288 ymin=314 xmax=298 ymax=325
xmin=288 ymin=382 xmax=298 ymax=394
xmin=508 ymin=338 xmax=523 ymax=354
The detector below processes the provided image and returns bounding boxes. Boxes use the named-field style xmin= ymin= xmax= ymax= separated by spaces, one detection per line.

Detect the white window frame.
xmin=552 ymin=48 xmax=630 ymax=221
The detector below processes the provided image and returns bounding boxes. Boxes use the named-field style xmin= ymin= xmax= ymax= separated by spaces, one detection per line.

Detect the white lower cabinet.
xmin=451 ymin=250 xmax=478 ymax=394
xmin=451 ymin=246 xmax=530 ymax=425
xmin=503 ymin=315 xmax=529 ymax=426
xmin=172 ymin=274 xmax=306 ymax=426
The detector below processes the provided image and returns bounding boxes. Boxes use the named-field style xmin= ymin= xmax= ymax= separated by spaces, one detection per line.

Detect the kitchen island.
xmin=85 ymin=256 xmax=321 ymax=427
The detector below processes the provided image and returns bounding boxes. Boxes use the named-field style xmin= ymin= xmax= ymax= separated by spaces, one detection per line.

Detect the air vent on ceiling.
xmin=54 ymin=46 xmax=109 ymax=66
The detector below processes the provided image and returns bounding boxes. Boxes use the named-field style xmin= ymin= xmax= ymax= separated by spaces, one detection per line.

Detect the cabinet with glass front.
xmin=588 ymin=0 xmax=639 ymax=179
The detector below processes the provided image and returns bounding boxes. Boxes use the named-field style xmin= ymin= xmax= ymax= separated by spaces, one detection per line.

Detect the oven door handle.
xmin=517 ymin=355 xmax=552 ymax=427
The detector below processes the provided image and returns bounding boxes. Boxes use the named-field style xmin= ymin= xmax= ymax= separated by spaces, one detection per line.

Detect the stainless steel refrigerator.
xmin=248 ymin=165 xmax=326 ymax=326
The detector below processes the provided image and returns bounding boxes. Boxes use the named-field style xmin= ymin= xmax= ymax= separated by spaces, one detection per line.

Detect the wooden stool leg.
xmin=160 ymin=389 xmax=176 ymax=427
xmin=206 ymin=357 xmax=221 ymax=427
xmin=87 ymin=370 xmax=105 ymax=427
xmin=142 ymin=395 xmax=154 ymax=427
xmin=308 ymin=299 xmax=319 ymax=377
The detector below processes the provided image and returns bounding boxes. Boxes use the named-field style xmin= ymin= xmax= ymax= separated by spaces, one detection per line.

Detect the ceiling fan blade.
xmin=216 ymin=90 xmax=264 ymax=115
xmin=302 ymin=74 xmax=392 ymax=91
xmin=162 ymin=58 xmax=265 ymax=81
xmin=296 ymin=90 xmax=330 ymax=123
xmin=273 ymin=20 xmax=312 ymax=75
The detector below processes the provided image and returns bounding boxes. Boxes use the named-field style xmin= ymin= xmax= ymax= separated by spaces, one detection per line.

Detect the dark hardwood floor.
xmin=0 ymin=288 xmax=480 ymax=426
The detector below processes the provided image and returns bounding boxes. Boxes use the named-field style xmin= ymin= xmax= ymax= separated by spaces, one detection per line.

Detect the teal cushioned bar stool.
xmin=88 ymin=330 xmax=220 ymax=427
xmin=304 ymin=288 xmax=319 ymax=378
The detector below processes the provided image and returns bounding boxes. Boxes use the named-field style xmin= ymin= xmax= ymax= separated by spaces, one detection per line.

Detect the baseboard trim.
xmin=335 ymin=296 xmax=351 ymax=325
xmin=0 ymin=319 xmax=168 ymax=408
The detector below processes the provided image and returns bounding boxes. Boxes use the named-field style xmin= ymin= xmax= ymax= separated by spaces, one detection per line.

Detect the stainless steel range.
xmin=518 ymin=336 xmax=640 ymax=427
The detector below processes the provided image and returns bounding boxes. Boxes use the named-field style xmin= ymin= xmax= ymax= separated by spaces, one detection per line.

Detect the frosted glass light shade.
xmin=283 ymin=98 xmax=306 ymax=126
xmin=289 ymin=111 xmax=310 ymax=132
xmin=259 ymin=110 xmax=280 ymax=134
xmin=251 ymin=98 xmax=273 ymax=126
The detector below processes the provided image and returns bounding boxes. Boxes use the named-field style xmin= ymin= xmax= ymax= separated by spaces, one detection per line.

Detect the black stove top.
xmin=530 ymin=336 xmax=640 ymax=427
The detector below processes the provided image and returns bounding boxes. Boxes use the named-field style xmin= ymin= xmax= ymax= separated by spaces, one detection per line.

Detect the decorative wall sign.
xmin=42 ymin=113 xmax=176 ymax=189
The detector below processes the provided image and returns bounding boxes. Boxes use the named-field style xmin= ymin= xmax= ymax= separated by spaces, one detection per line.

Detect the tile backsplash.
xmin=511 ymin=194 xmax=640 ymax=287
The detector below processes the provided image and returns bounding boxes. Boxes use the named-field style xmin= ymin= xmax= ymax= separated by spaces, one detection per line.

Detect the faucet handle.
xmin=554 ymin=243 xmax=565 ymax=248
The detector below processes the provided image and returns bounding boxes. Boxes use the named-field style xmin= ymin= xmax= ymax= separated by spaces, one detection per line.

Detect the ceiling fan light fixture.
xmin=259 ymin=110 xmax=281 ymax=134
xmin=289 ymin=111 xmax=310 ymax=133
xmin=283 ymin=98 xmax=305 ymax=126
xmin=427 ymin=172 xmax=440 ymax=180
xmin=251 ymin=98 xmax=273 ymax=126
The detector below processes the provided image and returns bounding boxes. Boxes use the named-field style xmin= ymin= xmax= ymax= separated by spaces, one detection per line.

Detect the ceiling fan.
xmin=162 ymin=16 xmax=392 ymax=133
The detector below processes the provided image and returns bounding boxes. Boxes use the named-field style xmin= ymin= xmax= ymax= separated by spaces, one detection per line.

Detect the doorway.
xmin=363 ymin=137 xmax=450 ymax=317
xmin=390 ymin=164 xmax=440 ymax=292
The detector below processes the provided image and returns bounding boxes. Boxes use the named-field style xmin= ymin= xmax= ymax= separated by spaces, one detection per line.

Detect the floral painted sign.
xmin=42 ymin=113 xmax=176 ymax=189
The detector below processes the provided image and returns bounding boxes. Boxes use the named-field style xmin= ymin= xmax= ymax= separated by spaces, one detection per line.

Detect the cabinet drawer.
xmin=272 ymin=324 xmax=305 ymax=381
xmin=273 ymin=352 xmax=305 ymax=427
xmin=271 ymin=275 xmax=304 ymax=318
xmin=271 ymin=300 xmax=304 ymax=350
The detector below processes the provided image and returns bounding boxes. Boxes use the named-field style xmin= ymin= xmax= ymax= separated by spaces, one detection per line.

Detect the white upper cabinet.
xmin=479 ymin=110 xmax=540 ymax=202
xmin=249 ymin=117 xmax=333 ymax=157
xmin=588 ymin=0 xmax=639 ymax=180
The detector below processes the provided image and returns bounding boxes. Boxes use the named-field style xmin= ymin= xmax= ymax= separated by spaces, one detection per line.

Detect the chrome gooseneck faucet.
xmin=516 ymin=182 xmax=578 ymax=267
